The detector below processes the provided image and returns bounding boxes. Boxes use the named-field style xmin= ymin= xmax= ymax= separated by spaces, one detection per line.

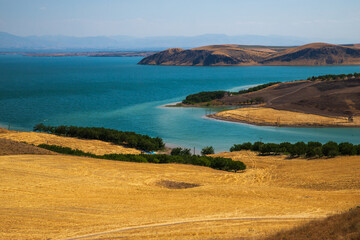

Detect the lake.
xmin=1 ymin=55 xmax=360 ymax=152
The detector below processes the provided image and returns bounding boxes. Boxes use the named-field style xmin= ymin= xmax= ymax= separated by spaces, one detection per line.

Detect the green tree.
xmin=322 ymin=141 xmax=339 ymax=157
xmin=339 ymin=142 xmax=356 ymax=155
xmin=201 ymin=146 xmax=215 ymax=155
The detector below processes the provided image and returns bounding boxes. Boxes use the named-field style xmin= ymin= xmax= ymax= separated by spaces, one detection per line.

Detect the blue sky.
xmin=0 ymin=0 xmax=359 ymax=42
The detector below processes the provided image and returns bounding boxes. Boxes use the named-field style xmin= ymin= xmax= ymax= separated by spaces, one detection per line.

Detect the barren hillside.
xmin=139 ymin=43 xmax=360 ymax=66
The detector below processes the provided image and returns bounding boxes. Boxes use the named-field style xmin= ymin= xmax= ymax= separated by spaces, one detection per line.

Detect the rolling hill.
xmin=1 ymin=129 xmax=359 ymax=239
xmin=139 ymin=43 xmax=360 ymax=66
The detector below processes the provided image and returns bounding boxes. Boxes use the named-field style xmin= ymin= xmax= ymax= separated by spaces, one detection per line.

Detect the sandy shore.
xmin=210 ymin=107 xmax=360 ymax=127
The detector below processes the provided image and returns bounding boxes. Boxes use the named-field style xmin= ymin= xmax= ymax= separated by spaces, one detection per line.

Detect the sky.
xmin=0 ymin=0 xmax=359 ymax=42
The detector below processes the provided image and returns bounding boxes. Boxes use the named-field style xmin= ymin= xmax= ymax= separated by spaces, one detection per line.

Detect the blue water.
xmin=1 ymin=55 xmax=360 ymax=152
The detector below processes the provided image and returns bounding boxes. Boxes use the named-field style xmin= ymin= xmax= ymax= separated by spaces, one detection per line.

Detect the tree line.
xmin=234 ymin=82 xmax=280 ymax=95
xmin=33 ymin=124 xmax=164 ymax=152
xmin=182 ymin=91 xmax=227 ymax=105
xmin=182 ymin=82 xmax=281 ymax=105
xmin=38 ymin=144 xmax=246 ymax=172
xmin=230 ymin=141 xmax=360 ymax=158
xmin=307 ymin=72 xmax=360 ymax=81
xmin=171 ymin=146 xmax=215 ymax=156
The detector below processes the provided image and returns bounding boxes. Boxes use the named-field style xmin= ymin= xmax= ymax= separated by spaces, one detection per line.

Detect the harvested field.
xmin=0 ymin=138 xmax=55 ymax=155
xmin=0 ymin=129 xmax=141 ymax=155
xmin=1 ymin=148 xmax=359 ymax=239
xmin=264 ymin=207 xmax=360 ymax=240
xmin=211 ymin=107 xmax=360 ymax=127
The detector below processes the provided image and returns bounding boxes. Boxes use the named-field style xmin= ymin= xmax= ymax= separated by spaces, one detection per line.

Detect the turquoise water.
xmin=1 ymin=55 xmax=360 ymax=152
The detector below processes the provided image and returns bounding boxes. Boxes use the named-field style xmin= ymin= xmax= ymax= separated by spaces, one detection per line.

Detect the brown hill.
xmin=261 ymin=43 xmax=360 ymax=65
xmin=220 ymin=78 xmax=360 ymax=118
xmin=139 ymin=43 xmax=360 ymax=66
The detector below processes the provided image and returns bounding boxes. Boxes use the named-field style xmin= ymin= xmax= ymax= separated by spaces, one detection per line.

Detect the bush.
xmin=201 ymin=146 xmax=215 ymax=155
xmin=306 ymin=141 xmax=322 ymax=157
xmin=322 ymin=141 xmax=339 ymax=157
xmin=171 ymin=147 xmax=192 ymax=156
xmin=230 ymin=142 xmax=252 ymax=152
xmin=339 ymin=142 xmax=357 ymax=155
xmin=252 ymin=141 xmax=263 ymax=151
xmin=259 ymin=143 xmax=280 ymax=155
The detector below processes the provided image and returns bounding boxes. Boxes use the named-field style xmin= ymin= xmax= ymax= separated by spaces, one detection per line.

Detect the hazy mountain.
xmin=0 ymin=32 xmax=311 ymax=52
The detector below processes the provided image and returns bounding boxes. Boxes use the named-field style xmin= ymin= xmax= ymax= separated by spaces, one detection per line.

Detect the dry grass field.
xmin=0 ymin=128 xmax=140 ymax=155
xmin=0 ymin=131 xmax=359 ymax=239
xmin=212 ymin=107 xmax=360 ymax=127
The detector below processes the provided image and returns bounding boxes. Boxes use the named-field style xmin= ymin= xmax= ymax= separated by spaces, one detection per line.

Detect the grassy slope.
xmin=0 ymin=129 xmax=141 ymax=155
xmin=264 ymin=207 xmax=360 ymax=240
xmin=0 ymin=143 xmax=359 ymax=239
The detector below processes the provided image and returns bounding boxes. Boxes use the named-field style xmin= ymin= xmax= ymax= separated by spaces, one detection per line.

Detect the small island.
xmin=173 ymin=73 xmax=360 ymax=127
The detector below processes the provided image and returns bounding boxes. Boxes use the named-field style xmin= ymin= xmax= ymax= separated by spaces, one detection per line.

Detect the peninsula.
xmin=138 ymin=43 xmax=360 ymax=66
xmin=177 ymin=73 xmax=360 ymax=127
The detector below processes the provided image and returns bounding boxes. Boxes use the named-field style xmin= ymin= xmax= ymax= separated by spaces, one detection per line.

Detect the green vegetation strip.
xmin=230 ymin=141 xmax=360 ymax=158
xmin=38 ymin=144 xmax=246 ymax=172
xmin=34 ymin=124 xmax=164 ymax=152
xmin=307 ymin=72 xmax=360 ymax=81
xmin=182 ymin=82 xmax=280 ymax=105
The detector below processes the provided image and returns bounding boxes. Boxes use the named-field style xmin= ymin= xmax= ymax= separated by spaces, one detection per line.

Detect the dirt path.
xmin=267 ymin=82 xmax=317 ymax=106
xmin=63 ymin=215 xmax=319 ymax=240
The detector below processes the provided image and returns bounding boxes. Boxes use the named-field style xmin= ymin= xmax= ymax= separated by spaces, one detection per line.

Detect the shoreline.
xmin=207 ymin=108 xmax=360 ymax=128
xmin=207 ymin=113 xmax=360 ymax=128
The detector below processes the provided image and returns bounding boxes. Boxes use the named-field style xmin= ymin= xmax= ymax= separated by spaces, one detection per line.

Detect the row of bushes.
xmin=38 ymin=144 xmax=246 ymax=172
xmin=182 ymin=91 xmax=227 ymax=104
xmin=307 ymin=72 xmax=360 ymax=81
xmin=171 ymin=146 xmax=215 ymax=156
xmin=235 ymin=82 xmax=280 ymax=95
xmin=33 ymin=124 xmax=164 ymax=152
xmin=230 ymin=141 xmax=360 ymax=158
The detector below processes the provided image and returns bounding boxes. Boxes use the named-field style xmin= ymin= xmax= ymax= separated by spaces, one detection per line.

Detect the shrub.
xmin=230 ymin=142 xmax=252 ymax=152
xmin=279 ymin=142 xmax=292 ymax=154
xmin=322 ymin=141 xmax=339 ymax=157
xmin=259 ymin=143 xmax=280 ymax=155
xmin=306 ymin=141 xmax=323 ymax=158
xmin=288 ymin=142 xmax=307 ymax=157
xmin=201 ymin=146 xmax=215 ymax=155
xmin=171 ymin=147 xmax=192 ymax=156
xmin=252 ymin=141 xmax=263 ymax=151
xmin=338 ymin=142 xmax=357 ymax=155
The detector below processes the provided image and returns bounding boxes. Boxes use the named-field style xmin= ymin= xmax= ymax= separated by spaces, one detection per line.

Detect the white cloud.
xmin=39 ymin=7 xmax=46 ymax=11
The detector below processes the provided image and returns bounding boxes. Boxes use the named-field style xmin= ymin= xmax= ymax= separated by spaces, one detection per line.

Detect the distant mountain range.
xmin=139 ymin=43 xmax=360 ymax=66
xmin=0 ymin=32 xmax=313 ymax=52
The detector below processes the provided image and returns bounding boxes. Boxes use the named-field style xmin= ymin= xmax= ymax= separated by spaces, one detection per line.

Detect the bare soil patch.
xmin=0 ymin=138 xmax=55 ymax=155
xmin=157 ymin=180 xmax=200 ymax=189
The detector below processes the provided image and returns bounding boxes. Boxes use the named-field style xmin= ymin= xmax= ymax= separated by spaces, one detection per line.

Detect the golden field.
xmin=0 ymin=129 xmax=140 ymax=155
xmin=0 ymin=132 xmax=359 ymax=239
xmin=212 ymin=107 xmax=360 ymax=127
